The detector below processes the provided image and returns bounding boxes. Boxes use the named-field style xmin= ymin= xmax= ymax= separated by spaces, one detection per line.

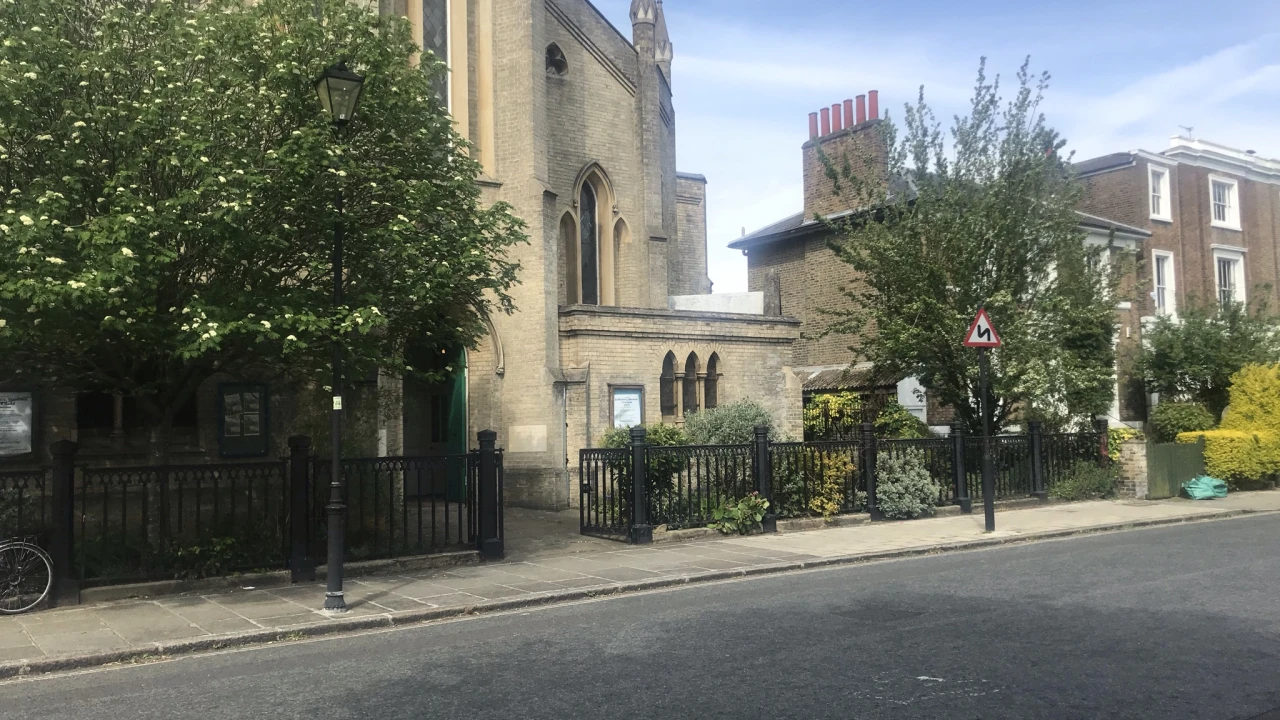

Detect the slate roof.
xmin=1071 ymin=152 xmax=1135 ymax=177
xmin=800 ymin=365 xmax=903 ymax=392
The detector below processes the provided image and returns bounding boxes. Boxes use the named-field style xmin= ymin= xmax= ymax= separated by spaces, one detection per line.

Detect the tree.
xmin=1139 ymin=299 xmax=1280 ymax=420
xmin=0 ymin=0 xmax=525 ymax=455
xmin=822 ymin=59 xmax=1118 ymax=434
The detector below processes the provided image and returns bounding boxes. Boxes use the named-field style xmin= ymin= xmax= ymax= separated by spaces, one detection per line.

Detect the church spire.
xmin=630 ymin=0 xmax=657 ymax=26
xmin=654 ymin=0 xmax=672 ymax=79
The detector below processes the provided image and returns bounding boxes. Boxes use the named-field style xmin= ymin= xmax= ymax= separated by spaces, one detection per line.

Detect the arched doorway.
xmin=403 ymin=344 xmax=467 ymax=500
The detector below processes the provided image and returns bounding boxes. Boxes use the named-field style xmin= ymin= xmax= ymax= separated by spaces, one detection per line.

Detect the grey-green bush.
xmin=875 ymin=449 xmax=940 ymax=519
xmin=1047 ymin=461 xmax=1117 ymax=501
xmin=684 ymin=400 xmax=775 ymax=446
xmin=1148 ymin=401 xmax=1215 ymax=443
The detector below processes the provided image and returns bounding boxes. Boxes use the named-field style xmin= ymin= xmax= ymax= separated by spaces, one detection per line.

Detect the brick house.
xmin=728 ymin=96 xmax=1151 ymax=431
xmin=0 ymin=0 xmax=803 ymax=510
xmin=1076 ymin=138 xmax=1280 ymax=318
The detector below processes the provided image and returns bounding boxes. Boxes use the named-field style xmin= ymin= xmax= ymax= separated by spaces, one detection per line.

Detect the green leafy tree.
xmin=0 ymin=0 xmax=525 ymax=455
xmin=1139 ymin=300 xmax=1280 ymax=420
xmin=822 ymin=59 xmax=1118 ymax=434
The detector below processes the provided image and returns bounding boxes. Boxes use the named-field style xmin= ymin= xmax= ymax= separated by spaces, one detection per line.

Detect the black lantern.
xmin=314 ymin=61 xmax=365 ymax=125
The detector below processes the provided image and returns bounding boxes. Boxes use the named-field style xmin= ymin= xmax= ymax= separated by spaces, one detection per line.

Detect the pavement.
xmin=1 ymin=491 xmax=1278 ymax=679
xmin=2 ymin=510 xmax=1279 ymax=719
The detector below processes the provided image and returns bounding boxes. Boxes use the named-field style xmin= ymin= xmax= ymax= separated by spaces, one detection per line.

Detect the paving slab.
xmin=0 ymin=492 xmax=1277 ymax=678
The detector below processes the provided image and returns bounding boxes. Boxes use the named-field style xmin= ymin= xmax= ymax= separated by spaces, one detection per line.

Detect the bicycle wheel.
xmin=0 ymin=542 xmax=53 ymax=614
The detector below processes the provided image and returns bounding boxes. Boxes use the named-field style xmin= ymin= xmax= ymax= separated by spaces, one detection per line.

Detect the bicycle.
xmin=0 ymin=537 xmax=53 ymax=614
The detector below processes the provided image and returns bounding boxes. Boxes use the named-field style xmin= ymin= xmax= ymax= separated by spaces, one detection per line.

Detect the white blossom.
xmin=286 ymin=334 xmax=297 ymax=341
xmin=260 ymin=320 xmax=271 ymax=329
xmin=0 ymin=319 xmax=6 ymax=329
xmin=19 ymin=215 xmax=33 ymax=226
xmin=45 ymin=256 xmax=65 ymax=265
xmin=120 ymin=247 xmax=134 ymax=257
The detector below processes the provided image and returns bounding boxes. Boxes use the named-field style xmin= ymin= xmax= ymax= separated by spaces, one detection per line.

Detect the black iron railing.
xmin=0 ymin=469 xmax=50 ymax=540
xmin=77 ymin=462 xmax=289 ymax=583
xmin=579 ymin=448 xmax=631 ymax=537
xmin=1041 ymin=432 xmax=1105 ymax=488
xmin=7 ymin=431 xmax=505 ymax=595
xmin=313 ymin=454 xmax=478 ymax=561
xmin=581 ymin=422 xmax=1108 ymax=543
xmin=880 ymin=438 xmax=954 ymax=505
xmin=647 ymin=444 xmax=754 ymax=529
xmin=771 ymin=441 xmax=863 ymax=517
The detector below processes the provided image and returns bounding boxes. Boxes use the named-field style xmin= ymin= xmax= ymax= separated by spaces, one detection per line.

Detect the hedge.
xmin=1177 ymin=430 xmax=1280 ymax=484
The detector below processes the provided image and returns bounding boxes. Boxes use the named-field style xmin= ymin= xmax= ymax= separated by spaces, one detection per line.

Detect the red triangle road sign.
xmin=964 ymin=308 xmax=1002 ymax=348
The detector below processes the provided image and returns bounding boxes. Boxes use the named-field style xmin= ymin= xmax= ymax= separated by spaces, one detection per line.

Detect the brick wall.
xmin=559 ymin=305 xmax=802 ymax=507
xmin=802 ymin=120 xmax=888 ymax=220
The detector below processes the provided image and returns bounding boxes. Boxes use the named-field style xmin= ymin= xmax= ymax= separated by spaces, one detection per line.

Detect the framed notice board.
xmin=218 ymin=383 xmax=269 ymax=457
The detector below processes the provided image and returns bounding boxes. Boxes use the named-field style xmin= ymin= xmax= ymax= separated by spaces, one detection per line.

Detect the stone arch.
xmin=559 ymin=211 xmax=579 ymax=305
xmin=545 ymin=43 xmax=567 ymax=76
xmin=660 ymin=351 xmax=677 ymax=420
xmin=705 ymin=352 xmax=720 ymax=410
xmin=682 ymin=351 xmax=700 ymax=416
xmin=573 ymin=163 xmax=618 ymax=306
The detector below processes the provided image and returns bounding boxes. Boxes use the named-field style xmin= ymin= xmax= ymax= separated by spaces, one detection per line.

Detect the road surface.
xmin=2 ymin=514 xmax=1279 ymax=719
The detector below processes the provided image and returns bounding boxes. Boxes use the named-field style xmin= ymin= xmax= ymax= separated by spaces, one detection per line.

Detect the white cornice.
xmin=1162 ymin=137 xmax=1280 ymax=183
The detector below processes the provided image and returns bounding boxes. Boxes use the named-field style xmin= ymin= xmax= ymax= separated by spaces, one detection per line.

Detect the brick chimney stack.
xmin=802 ymin=90 xmax=888 ymax=219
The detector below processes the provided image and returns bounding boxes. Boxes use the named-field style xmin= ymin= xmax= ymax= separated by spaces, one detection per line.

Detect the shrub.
xmin=1220 ymin=363 xmax=1280 ymax=435
xmin=1107 ymin=427 xmax=1143 ymax=461
xmin=875 ymin=400 xmax=931 ymax=439
xmin=806 ymin=449 xmax=852 ymax=517
xmin=1047 ymin=461 xmax=1117 ymax=501
xmin=803 ymin=392 xmax=861 ymax=440
xmin=684 ymin=400 xmax=775 ymax=446
xmin=1177 ymin=430 xmax=1280 ymax=486
xmin=875 ymin=449 xmax=939 ymax=519
xmin=600 ymin=423 xmax=689 ymax=502
xmin=1149 ymin=402 xmax=1215 ymax=443
xmin=708 ymin=493 xmax=770 ymax=535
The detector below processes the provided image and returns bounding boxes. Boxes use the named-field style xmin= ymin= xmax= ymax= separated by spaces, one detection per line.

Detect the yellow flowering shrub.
xmin=1177 ymin=430 xmax=1280 ymax=484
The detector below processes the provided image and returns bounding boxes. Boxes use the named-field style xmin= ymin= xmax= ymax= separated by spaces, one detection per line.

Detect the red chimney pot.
xmin=868 ymin=90 xmax=879 ymax=120
xmin=831 ymin=103 xmax=843 ymax=132
xmin=808 ymin=112 xmax=819 ymax=140
xmin=819 ymin=107 xmax=831 ymax=136
xmin=843 ymin=99 xmax=854 ymax=129
xmin=855 ymin=94 xmax=867 ymax=125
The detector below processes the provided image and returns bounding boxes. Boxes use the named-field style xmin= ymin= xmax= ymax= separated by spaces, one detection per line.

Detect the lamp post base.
xmin=323 ymin=591 xmax=347 ymax=613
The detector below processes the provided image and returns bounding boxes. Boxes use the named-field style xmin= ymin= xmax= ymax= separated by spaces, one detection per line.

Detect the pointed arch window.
xmin=660 ymin=352 xmax=677 ymax=419
xmin=422 ymin=0 xmax=450 ymax=106
xmin=580 ymin=183 xmax=599 ymax=305
xmin=705 ymin=353 xmax=720 ymax=410
xmin=683 ymin=353 xmax=700 ymax=416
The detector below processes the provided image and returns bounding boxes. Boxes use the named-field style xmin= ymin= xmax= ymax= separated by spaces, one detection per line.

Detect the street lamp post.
xmin=314 ymin=61 xmax=364 ymax=613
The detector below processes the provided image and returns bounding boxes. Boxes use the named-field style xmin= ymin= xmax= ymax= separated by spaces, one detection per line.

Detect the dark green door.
xmin=1147 ymin=439 xmax=1205 ymax=499
xmin=403 ymin=345 xmax=467 ymax=501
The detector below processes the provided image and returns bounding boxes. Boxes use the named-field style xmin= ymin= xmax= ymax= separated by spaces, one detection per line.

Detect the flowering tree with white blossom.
xmin=0 ymin=0 xmax=524 ymax=452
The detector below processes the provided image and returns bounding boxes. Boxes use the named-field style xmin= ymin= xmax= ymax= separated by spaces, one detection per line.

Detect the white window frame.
xmin=1148 ymin=164 xmax=1172 ymax=221
xmin=1212 ymin=247 xmax=1246 ymax=306
xmin=1151 ymin=249 xmax=1176 ymax=316
xmin=1208 ymin=175 xmax=1241 ymax=231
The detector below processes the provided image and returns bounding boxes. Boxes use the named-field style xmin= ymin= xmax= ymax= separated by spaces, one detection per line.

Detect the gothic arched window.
xmin=705 ymin=353 xmax=720 ymax=410
xmin=683 ymin=352 xmax=700 ymax=416
xmin=660 ymin=352 xmax=677 ymax=419
xmin=579 ymin=182 xmax=599 ymax=305
xmin=422 ymin=0 xmax=449 ymax=105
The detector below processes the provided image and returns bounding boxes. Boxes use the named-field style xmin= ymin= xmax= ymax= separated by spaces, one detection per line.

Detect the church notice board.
xmin=612 ymin=387 xmax=644 ymax=429
xmin=0 ymin=391 xmax=34 ymax=457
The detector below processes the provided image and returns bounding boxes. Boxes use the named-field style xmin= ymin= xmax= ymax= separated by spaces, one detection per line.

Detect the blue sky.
xmin=590 ymin=0 xmax=1280 ymax=293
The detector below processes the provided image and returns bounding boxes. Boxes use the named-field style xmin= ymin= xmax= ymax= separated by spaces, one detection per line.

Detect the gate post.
xmin=1093 ymin=417 xmax=1110 ymax=467
xmin=862 ymin=422 xmax=883 ymax=520
xmin=950 ymin=421 xmax=972 ymax=513
xmin=628 ymin=426 xmax=653 ymax=545
xmin=288 ymin=435 xmax=316 ymax=583
xmin=48 ymin=440 xmax=80 ymax=607
xmin=1029 ymin=421 xmax=1047 ymax=501
xmin=753 ymin=425 xmax=776 ymax=533
xmin=477 ymin=430 xmax=504 ymax=560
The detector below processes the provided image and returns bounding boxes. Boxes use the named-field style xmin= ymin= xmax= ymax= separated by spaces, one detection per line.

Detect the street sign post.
xmin=964 ymin=308 xmax=1001 ymax=533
